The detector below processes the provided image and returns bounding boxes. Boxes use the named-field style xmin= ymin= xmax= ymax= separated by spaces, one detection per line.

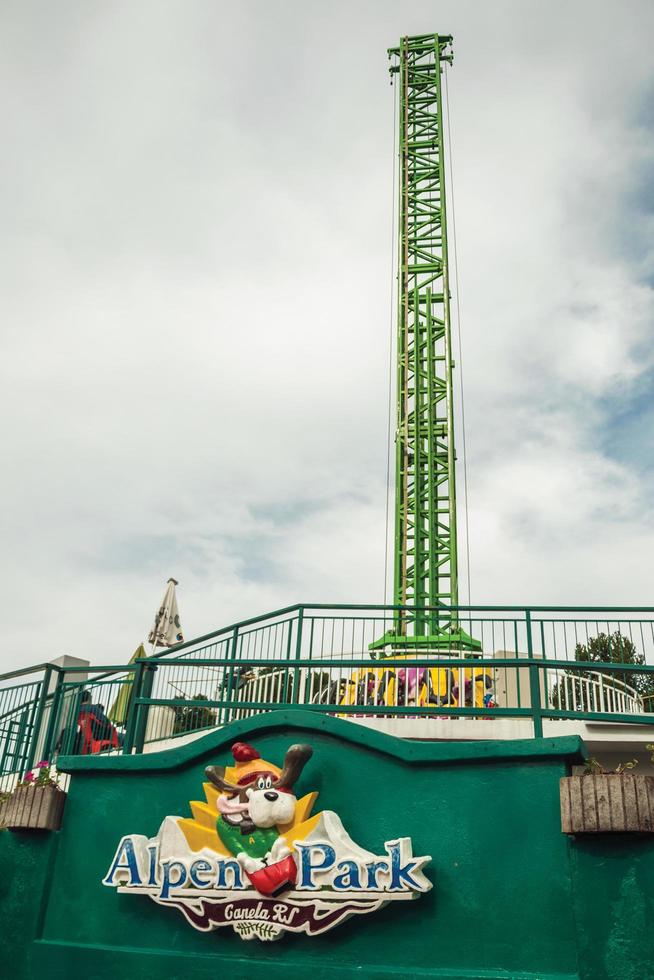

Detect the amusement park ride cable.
xmin=444 ymin=65 xmax=472 ymax=607
xmin=383 ymin=72 xmax=398 ymax=605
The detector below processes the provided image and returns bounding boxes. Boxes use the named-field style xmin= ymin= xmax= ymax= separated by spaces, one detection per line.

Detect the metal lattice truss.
xmin=390 ymin=34 xmax=458 ymax=633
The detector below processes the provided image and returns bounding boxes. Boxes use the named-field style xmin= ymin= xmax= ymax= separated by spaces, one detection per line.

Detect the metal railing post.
xmin=60 ymin=684 xmax=84 ymax=755
xmin=42 ymin=668 xmax=65 ymax=762
xmin=123 ymin=662 xmax=145 ymax=755
xmin=132 ymin=664 xmax=156 ymax=754
xmin=222 ymin=627 xmax=240 ymax=725
xmin=23 ymin=666 xmax=53 ymax=773
xmin=526 ymin=610 xmax=543 ymax=738
xmin=293 ymin=608 xmax=304 ymax=707
xmin=284 ymin=617 xmax=294 ymax=705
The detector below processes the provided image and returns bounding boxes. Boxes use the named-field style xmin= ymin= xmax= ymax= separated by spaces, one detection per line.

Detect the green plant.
xmin=16 ymin=759 xmax=60 ymax=789
xmin=583 ymin=757 xmax=639 ymax=775
xmin=172 ymin=694 xmax=216 ymax=735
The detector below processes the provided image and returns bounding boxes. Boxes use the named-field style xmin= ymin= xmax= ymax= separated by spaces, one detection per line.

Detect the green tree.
xmin=551 ymin=632 xmax=654 ymax=710
xmin=172 ymin=693 xmax=216 ymax=735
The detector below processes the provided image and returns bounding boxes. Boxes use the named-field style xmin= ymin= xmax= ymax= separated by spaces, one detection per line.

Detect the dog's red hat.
xmin=231 ymin=742 xmax=260 ymax=763
xmin=229 ymin=742 xmax=291 ymax=792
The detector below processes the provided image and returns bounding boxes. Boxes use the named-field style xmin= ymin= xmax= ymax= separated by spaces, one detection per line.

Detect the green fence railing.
xmin=2 ymin=604 xmax=654 ymax=779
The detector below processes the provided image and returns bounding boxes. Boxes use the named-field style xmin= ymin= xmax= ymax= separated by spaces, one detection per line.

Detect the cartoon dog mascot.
xmin=181 ymin=742 xmax=314 ymax=898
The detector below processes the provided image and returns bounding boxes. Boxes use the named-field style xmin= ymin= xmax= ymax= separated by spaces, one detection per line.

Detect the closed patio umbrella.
xmin=108 ymin=579 xmax=184 ymax=726
xmin=148 ymin=578 xmax=184 ymax=649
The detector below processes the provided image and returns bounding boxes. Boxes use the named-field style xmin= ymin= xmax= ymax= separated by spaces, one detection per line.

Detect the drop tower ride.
xmin=383 ymin=33 xmax=476 ymax=650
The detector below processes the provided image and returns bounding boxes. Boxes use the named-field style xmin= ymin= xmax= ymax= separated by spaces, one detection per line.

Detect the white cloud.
xmin=1 ymin=1 xmax=654 ymax=673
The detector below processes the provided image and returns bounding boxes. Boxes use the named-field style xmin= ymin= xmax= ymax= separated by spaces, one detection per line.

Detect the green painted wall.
xmin=0 ymin=711 xmax=652 ymax=980
xmin=570 ymin=837 xmax=654 ymax=980
xmin=0 ymin=827 xmax=57 ymax=977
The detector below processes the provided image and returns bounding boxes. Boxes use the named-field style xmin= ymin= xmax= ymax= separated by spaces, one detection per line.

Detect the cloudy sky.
xmin=1 ymin=1 xmax=653 ymax=672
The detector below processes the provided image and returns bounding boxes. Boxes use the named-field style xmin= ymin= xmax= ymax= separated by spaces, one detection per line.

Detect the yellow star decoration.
xmin=177 ymin=755 xmax=320 ymax=855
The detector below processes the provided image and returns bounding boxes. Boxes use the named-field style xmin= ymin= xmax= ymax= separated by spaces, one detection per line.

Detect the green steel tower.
xmin=382 ymin=33 xmax=476 ymax=649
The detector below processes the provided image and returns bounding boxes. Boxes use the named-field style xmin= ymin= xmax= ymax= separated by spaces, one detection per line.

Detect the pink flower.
xmin=23 ymin=771 xmax=35 ymax=782
xmin=36 ymin=760 xmax=49 ymax=768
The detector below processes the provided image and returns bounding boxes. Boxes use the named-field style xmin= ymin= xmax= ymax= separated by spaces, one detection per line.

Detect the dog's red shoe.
xmin=247 ymin=854 xmax=297 ymax=897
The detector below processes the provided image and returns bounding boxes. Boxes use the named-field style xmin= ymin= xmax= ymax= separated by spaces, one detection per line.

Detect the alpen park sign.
xmin=103 ymin=741 xmax=432 ymax=941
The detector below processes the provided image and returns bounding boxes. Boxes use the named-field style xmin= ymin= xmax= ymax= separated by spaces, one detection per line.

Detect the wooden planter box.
xmin=0 ymin=784 xmax=66 ymax=831
xmin=560 ymin=774 xmax=654 ymax=834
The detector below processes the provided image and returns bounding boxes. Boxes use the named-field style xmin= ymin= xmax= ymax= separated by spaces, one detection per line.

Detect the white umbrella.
xmin=148 ymin=578 xmax=184 ymax=649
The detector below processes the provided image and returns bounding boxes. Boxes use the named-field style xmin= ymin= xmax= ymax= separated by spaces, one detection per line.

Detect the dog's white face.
xmin=246 ymin=774 xmax=296 ymax=828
